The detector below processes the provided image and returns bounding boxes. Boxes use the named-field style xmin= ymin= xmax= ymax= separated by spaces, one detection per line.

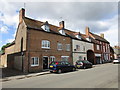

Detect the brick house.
xmin=1 ymin=8 xmax=111 ymax=72
xmin=1 ymin=8 xmax=73 ymax=73
xmin=84 ymin=27 xmax=110 ymax=64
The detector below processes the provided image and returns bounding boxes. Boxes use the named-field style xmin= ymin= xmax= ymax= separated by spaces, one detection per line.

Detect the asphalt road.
xmin=2 ymin=63 xmax=118 ymax=88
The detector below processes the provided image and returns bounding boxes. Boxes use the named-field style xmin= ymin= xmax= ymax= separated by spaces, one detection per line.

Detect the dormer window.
xmin=42 ymin=25 xmax=50 ymax=32
xmin=86 ymin=38 xmax=91 ymax=42
xmin=76 ymin=35 xmax=81 ymax=39
xmin=59 ymin=30 xmax=66 ymax=35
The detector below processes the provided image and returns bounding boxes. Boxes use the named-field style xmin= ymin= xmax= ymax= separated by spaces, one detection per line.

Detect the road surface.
xmin=2 ymin=63 xmax=118 ymax=88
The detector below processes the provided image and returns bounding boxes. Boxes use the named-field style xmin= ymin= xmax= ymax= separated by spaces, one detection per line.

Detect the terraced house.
xmin=84 ymin=27 xmax=110 ymax=64
xmin=1 ymin=8 xmax=111 ymax=73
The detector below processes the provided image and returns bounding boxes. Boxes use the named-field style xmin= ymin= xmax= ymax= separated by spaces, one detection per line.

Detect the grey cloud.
xmin=10 ymin=2 xmax=118 ymax=33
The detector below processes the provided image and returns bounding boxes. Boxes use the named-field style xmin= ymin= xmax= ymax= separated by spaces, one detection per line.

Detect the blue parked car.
xmin=49 ymin=61 xmax=76 ymax=73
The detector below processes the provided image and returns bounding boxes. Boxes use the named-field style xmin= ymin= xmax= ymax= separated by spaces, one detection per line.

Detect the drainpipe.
xmin=27 ymin=28 xmax=30 ymax=73
xmin=71 ymin=38 xmax=73 ymax=65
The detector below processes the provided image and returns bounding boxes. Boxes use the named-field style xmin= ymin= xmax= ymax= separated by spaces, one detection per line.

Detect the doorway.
xmin=87 ymin=50 xmax=95 ymax=64
xmin=43 ymin=56 xmax=49 ymax=69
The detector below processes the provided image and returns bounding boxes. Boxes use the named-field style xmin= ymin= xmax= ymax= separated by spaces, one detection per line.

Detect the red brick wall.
xmin=26 ymin=29 xmax=72 ymax=72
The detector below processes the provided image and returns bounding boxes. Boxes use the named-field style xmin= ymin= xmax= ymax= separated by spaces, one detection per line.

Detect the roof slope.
xmin=23 ymin=17 xmax=89 ymax=42
xmin=90 ymin=32 xmax=109 ymax=43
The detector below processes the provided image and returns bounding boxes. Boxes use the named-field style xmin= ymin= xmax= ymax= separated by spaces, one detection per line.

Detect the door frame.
xmin=43 ymin=56 xmax=49 ymax=69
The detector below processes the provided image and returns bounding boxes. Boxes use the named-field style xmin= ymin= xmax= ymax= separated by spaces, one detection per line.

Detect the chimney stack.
xmin=85 ymin=27 xmax=90 ymax=36
xmin=100 ymin=33 xmax=104 ymax=38
xmin=59 ymin=21 xmax=64 ymax=29
xmin=19 ymin=8 xmax=25 ymax=23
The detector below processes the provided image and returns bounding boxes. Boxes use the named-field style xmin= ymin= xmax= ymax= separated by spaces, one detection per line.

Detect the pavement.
xmin=1 ymin=68 xmax=51 ymax=82
xmin=0 ymin=63 xmax=112 ymax=82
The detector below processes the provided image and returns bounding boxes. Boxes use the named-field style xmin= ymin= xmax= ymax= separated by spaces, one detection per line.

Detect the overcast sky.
xmin=0 ymin=0 xmax=118 ymax=49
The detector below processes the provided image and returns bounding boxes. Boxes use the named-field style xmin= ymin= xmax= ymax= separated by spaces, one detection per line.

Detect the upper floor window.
xmin=66 ymin=44 xmax=70 ymax=51
xmin=31 ymin=57 xmax=39 ymax=66
xmin=59 ymin=30 xmax=66 ymax=35
xmin=42 ymin=40 xmax=50 ymax=49
xmin=41 ymin=25 xmax=50 ymax=32
xmin=57 ymin=43 xmax=62 ymax=50
xmin=76 ymin=35 xmax=81 ymax=39
xmin=86 ymin=38 xmax=91 ymax=42
xmin=75 ymin=45 xmax=80 ymax=51
xmin=97 ymin=45 xmax=100 ymax=50
xmin=103 ymin=46 xmax=105 ymax=52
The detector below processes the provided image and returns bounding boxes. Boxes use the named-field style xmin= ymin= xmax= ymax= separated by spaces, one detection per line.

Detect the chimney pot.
xmin=100 ymin=33 xmax=104 ymax=38
xmin=19 ymin=8 xmax=25 ymax=23
xmin=85 ymin=26 xmax=89 ymax=36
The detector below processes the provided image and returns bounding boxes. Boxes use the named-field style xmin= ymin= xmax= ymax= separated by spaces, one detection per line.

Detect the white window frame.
xmin=59 ymin=30 xmax=66 ymax=35
xmin=66 ymin=44 xmax=70 ymax=51
xmin=42 ymin=40 xmax=50 ymax=49
xmin=103 ymin=46 xmax=105 ymax=52
xmin=86 ymin=38 xmax=91 ymax=42
xmin=50 ymin=56 xmax=55 ymax=62
xmin=76 ymin=45 xmax=80 ymax=51
xmin=97 ymin=45 xmax=100 ymax=50
xmin=61 ymin=56 xmax=69 ymax=61
xmin=31 ymin=57 xmax=39 ymax=67
xmin=76 ymin=35 xmax=81 ymax=39
xmin=41 ymin=25 xmax=50 ymax=32
xmin=57 ymin=43 xmax=62 ymax=50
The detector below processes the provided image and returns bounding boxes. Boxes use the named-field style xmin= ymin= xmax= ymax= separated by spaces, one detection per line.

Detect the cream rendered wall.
xmin=14 ymin=21 xmax=27 ymax=53
xmin=0 ymin=45 xmax=15 ymax=67
xmin=0 ymin=21 xmax=27 ymax=67
xmin=72 ymin=39 xmax=94 ymax=64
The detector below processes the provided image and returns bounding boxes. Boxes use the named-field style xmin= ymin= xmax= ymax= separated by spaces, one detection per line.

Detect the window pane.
xmin=35 ymin=57 xmax=38 ymax=64
xmin=58 ymin=43 xmax=62 ymax=50
xmin=32 ymin=58 xmax=34 ymax=65
xmin=66 ymin=44 xmax=70 ymax=51
xmin=62 ymin=56 xmax=69 ymax=61
xmin=42 ymin=40 xmax=50 ymax=48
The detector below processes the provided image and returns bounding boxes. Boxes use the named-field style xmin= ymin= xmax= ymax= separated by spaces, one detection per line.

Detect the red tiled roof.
xmin=23 ymin=17 xmax=88 ymax=42
xmin=23 ymin=17 xmax=107 ymax=44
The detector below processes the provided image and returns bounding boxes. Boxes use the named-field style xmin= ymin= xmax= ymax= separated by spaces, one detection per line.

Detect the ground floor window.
xmin=61 ymin=56 xmax=69 ymax=61
xmin=31 ymin=57 xmax=39 ymax=66
xmin=50 ymin=56 xmax=55 ymax=62
xmin=79 ymin=56 xmax=82 ymax=60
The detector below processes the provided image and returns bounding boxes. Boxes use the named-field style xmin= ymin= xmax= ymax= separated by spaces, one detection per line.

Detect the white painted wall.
xmin=72 ymin=39 xmax=94 ymax=64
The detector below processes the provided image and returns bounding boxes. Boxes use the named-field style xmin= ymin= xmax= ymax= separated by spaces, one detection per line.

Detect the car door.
xmin=64 ymin=61 xmax=71 ymax=71
xmin=60 ymin=62 xmax=66 ymax=72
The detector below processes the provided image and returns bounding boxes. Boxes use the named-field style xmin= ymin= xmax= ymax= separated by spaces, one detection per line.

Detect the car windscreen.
xmin=82 ymin=60 xmax=90 ymax=63
xmin=50 ymin=62 xmax=61 ymax=65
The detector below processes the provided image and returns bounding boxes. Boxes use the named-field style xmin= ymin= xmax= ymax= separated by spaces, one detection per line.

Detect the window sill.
xmin=31 ymin=65 xmax=39 ymax=67
xmin=58 ymin=49 xmax=63 ymax=51
xmin=42 ymin=47 xmax=50 ymax=49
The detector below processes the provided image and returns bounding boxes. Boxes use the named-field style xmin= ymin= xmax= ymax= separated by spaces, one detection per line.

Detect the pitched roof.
xmin=89 ymin=32 xmax=109 ymax=43
xmin=81 ymin=34 xmax=98 ymax=44
xmin=24 ymin=17 xmax=60 ymax=34
xmin=23 ymin=17 xmax=89 ymax=42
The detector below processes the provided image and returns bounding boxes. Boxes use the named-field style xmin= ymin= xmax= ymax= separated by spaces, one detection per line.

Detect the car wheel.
xmin=83 ymin=66 xmax=86 ymax=69
xmin=57 ymin=69 xmax=62 ymax=74
xmin=50 ymin=71 xmax=53 ymax=73
xmin=73 ymin=67 xmax=76 ymax=71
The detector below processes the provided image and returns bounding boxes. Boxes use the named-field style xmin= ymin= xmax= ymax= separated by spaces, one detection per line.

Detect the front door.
xmin=43 ymin=57 xmax=49 ymax=69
